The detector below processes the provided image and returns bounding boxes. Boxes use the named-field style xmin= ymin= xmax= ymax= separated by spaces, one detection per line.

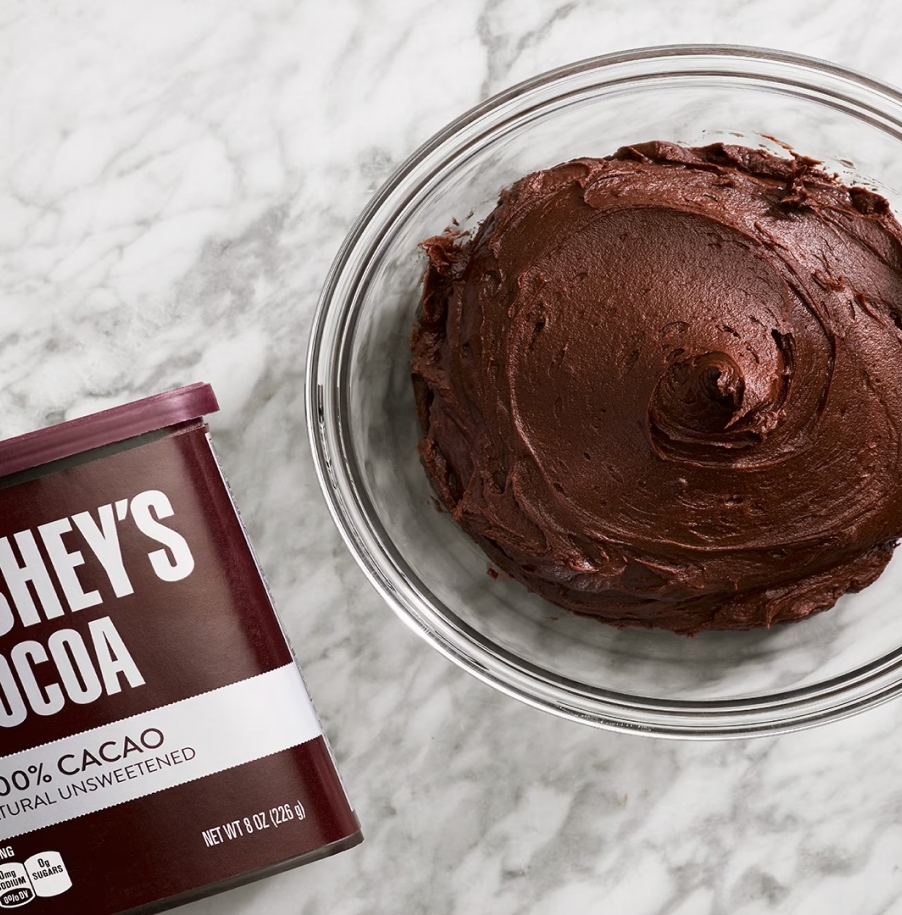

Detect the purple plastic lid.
xmin=0 ymin=382 xmax=220 ymax=479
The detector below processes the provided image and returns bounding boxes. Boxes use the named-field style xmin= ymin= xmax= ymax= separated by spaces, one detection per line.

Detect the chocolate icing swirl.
xmin=411 ymin=142 xmax=902 ymax=633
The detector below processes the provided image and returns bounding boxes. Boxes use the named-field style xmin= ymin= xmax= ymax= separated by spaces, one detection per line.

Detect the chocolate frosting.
xmin=410 ymin=142 xmax=902 ymax=634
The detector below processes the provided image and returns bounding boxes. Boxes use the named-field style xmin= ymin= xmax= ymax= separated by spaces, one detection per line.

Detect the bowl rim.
xmin=306 ymin=44 xmax=902 ymax=739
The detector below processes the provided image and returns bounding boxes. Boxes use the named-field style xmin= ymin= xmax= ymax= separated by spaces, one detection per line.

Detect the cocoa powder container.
xmin=0 ymin=383 xmax=362 ymax=913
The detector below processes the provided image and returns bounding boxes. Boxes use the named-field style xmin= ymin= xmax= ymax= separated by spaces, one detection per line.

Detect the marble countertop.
xmin=4 ymin=2 xmax=902 ymax=913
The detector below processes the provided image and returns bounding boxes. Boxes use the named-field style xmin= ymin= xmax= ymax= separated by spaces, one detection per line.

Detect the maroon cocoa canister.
xmin=0 ymin=383 xmax=362 ymax=914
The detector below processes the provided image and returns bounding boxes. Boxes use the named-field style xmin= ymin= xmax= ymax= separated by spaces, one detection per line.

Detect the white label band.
xmin=0 ymin=664 xmax=322 ymax=839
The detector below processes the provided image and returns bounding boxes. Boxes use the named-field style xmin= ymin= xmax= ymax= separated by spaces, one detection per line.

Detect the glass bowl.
xmin=307 ymin=45 xmax=902 ymax=738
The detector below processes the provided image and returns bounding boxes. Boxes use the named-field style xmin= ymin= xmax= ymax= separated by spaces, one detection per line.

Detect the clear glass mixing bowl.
xmin=307 ymin=46 xmax=902 ymax=738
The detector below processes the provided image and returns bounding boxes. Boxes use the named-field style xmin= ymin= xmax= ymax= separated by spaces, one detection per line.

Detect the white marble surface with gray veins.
xmin=3 ymin=1 xmax=902 ymax=913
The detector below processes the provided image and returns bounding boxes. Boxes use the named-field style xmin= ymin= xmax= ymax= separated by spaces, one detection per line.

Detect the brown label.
xmin=0 ymin=424 xmax=359 ymax=913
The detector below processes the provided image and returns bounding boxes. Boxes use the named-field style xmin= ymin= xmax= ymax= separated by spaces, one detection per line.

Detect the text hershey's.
xmin=0 ymin=490 xmax=194 ymax=727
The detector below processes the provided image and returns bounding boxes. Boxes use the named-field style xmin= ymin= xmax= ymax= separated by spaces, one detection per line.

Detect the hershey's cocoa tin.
xmin=0 ymin=383 xmax=362 ymax=914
